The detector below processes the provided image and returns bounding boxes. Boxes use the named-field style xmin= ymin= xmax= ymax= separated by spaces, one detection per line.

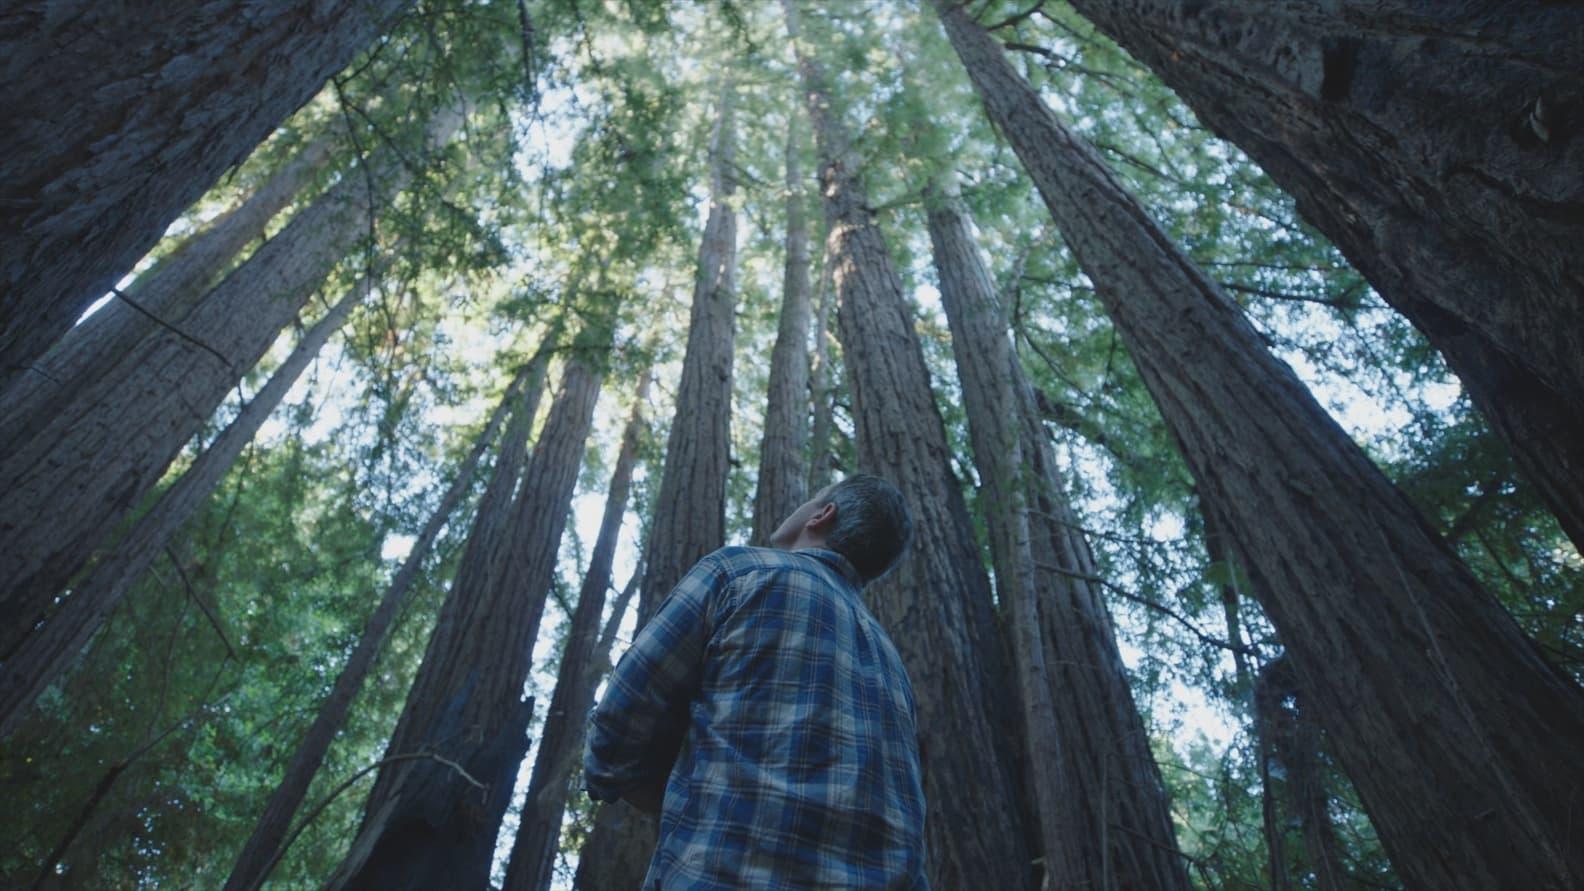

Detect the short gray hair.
xmin=820 ymin=474 xmax=912 ymax=583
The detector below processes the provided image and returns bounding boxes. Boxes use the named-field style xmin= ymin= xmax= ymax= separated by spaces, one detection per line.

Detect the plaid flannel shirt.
xmin=584 ymin=546 xmax=929 ymax=890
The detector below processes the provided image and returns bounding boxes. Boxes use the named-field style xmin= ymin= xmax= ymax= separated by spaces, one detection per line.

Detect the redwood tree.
xmin=0 ymin=0 xmax=411 ymax=392
xmin=931 ymin=4 xmax=1584 ymax=887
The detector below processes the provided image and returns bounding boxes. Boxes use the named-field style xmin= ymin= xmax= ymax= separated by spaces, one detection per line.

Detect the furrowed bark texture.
xmin=575 ymin=91 xmax=739 ymax=891
xmin=0 ymin=134 xmax=336 ymax=459
xmin=0 ymin=109 xmax=459 ymax=667
xmin=330 ymin=349 xmax=604 ymax=889
xmin=504 ymin=375 xmax=649 ymax=891
xmin=0 ymin=0 xmax=410 ymax=391
xmin=221 ymin=362 xmax=535 ymax=891
xmin=1066 ymin=0 xmax=1584 ymax=552
xmin=786 ymin=4 xmax=1033 ymax=887
xmin=0 ymin=284 xmax=363 ymax=740
xmin=750 ymin=120 xmax=814 ymax=543
xmin=934 ymin=6 xmax=1584 ymax=888
xmin=929 ymin=192 xmax=1190 ymax=890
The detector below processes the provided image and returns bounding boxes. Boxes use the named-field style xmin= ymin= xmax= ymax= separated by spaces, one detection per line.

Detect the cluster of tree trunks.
xmin=930 ymin=4 xmax=1584 ymax=888
xmin=1064 ymin=0 xmax=1584 ymax=555
xmin=0 ymin=0 xmax=412 ymax=393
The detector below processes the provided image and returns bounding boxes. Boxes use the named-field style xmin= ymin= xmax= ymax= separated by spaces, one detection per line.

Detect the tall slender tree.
xmin=575 ymin=82 xmax=740 ymax=891
xmin=1059 ymin=0 xmax=1584 ymax=553
xmin=928 ymin=188 xmax=1191 ymax=890
xmin=0 ymin=105 xmax=464 ymax=666
xmin=222 ymin=356 xmax=545 ymax=891
xmin=330 ymin=322 xmax=611 ymax=889
xmin=504 ymin=372 xmax=649 ymax=891
xmin=931 ymin=4 xmax=1584 ymax=887
xmin=0 ymin=0 xmax=413 ymax=393
xmin=750 ymin=117 xmax=814 ymax=542
xmin=783 ymin=3 xmax=1034 ymax=887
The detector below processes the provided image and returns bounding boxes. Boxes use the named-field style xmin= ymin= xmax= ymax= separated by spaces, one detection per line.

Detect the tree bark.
xmin=0 ymin=282 xmax=363 ymax=739
xmin=0 ymin=107 xmax=461 ymax=667
xmin=0 ymin=134 xmax=336 ymax=459
xmin=750 ymin=118 xmax=814 ymax=543
xmin=573 ymin=85 xmax=739 ymax=891
xmin=329 ymin=336 xmax=607 ymax=890
xmin=1064 ymin=0 xmax=1584 ymax=553
xmin=0 ymin=0 xmax=410 ymax=392
xmin=221 ymin=358 xmax=542 ymax=891
xmin=503 ymin=373 xmax=649 ymax=891
xmin=932 ymin=5 xmax=1584 ymax=888
xmin=785 ymin=5 xmax=1034 ymax=888
xmin=929 ymin=189 xmax=1190 ymax=890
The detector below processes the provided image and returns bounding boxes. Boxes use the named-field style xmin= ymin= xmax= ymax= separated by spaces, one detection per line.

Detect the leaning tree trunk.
xmin=750 ymin=118 xmax=813 ymax=542
xmin=1063 ymin=0 xmax=1584 ymax=553
xmin=329 ymin=335 xmax=608 ymax=890
xmin=932 ymin=5 xmax=1584 ymax=888
xmin=0 ymin=0 xmax=411 ymax=392
xmin=928 ymin=189 xmax=1191 ymax=890
xmin=0 ymin=283 xmax=365 ymax=739
xmin=0 ymin=107 xmax=461 ymax=666
xmin=0 ymin=134 xmax=336 ymax=458
xmin=784 ymin=4 xmax=1034 ymax=887
xmin=221 ymin=358 xmax=543 ymax=891
xmin=573 ymin=85 xmax=739 ymax=891
xmin=503 ymin=374 xmax=649 ymax=891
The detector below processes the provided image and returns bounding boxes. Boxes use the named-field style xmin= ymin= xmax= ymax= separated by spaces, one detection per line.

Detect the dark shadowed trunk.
xmin=504 ymin=374 xmax=649 ymax=891
xmin=1064 ymin=0 xmax=1584 ymax=552
xmin=221 ymin=357 xmax=544 ymax=891
xmin=329 ymin=332 xmax=608 ymax=889
xmin=574 ymin=86 xmax=739 ymax=891
xmin=0 ymin=284 xmax=364 ymax=739
xmin=750 ymin=119 xmax=814 ymax=543
xmin=785 ymin=4 xmax=1034 ymax=887
xmin=1255 ymin=656 xmax=1348 ymax=891
xmin=0 ymin=107 xmax=462 ymax=667
xmin=0 ymin=0 xmax=410 ymax=391
xmin=929 ymin=190 xmax=1190 ymax=890
xmin=933 ymin=5 xmax=1584 ymax=888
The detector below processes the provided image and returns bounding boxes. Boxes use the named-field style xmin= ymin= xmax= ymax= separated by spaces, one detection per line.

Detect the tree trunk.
xmin=929 ymin=189 xmax=1190 ymax=890
xmin=0 ymin=134 xmax=336 ymax=459
xmin=0 ymin=0 xmax=410 ymax=392
xmin=573 ymin=86 xmax=739 ymax=891
xmin=784 ymin=5 xmax=1034 ymax=888
xmin=1064 ymin=0 xmax=1584 ymax=553
xmin=503 ymin=374 xmax=649 ymax=891
xmin=932 ymin=6 xmax=1584 ymax=888
xmin=221 ymin=357 xmax=543 ymax=891
xmin=0 ymin=107 xmax=461 ymax=666
xmin=750 ymin=119 xmax=814 ymax=542
xmin=1255 ymin=656 xmax=1349 ymax=891
xmin=328 ymin=336 xmax=608 ymax=890
xmin=0 ymin=283 xmax=363 ymax=739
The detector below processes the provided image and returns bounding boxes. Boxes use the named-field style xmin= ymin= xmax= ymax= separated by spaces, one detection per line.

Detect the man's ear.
xmin=807 ymin=501 xmax=837 ymax=531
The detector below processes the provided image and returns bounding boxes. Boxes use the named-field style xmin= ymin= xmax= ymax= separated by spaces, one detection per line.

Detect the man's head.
xmin=767 ymin=474 xmax=912 ymax=583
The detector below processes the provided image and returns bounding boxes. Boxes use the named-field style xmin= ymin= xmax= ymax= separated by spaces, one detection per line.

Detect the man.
xmin=583 ymin=474 xmax=928 ymax=889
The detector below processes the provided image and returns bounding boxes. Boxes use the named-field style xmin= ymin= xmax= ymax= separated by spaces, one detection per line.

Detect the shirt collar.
xmin=796 ymin=547 xmax=865 ymax=588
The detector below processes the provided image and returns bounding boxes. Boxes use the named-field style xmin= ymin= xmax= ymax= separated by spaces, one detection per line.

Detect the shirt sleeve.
xmin=583 ymin=552 xmax=730 ymax=803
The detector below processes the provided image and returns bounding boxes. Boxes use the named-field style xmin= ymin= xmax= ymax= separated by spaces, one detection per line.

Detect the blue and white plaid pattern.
xmin=584 ymin=546 xmax=929 ymax=890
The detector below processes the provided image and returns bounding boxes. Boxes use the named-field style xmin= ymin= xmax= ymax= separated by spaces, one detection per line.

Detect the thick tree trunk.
xmin=504 ymin=375 xmax=648 ymax=891
xmin=0 ymin=283 xmax=363 ymax=739
xmin=750 ymin=120 xmax=814 ymax=542
xmin=329 ymin=339 xmax=607 ymax=890
xmin=929 ymin=190 xmax=1190 ymax=890
xmin=0 ymin=134 xmax=336 ymax=458
xmin=785 ymin=5 xmax=1034 ymax=888
xmin=0 ymin=0 xmax=410 ymax=392
xmin=221 ymin=359 xmax=542 ymax=891
xmin=933 ymin=6 xmax=1584 ymax=888
xmin=0 ymin=108 xmax=461 ymax=666
xmin=1064 ymin=0 xmax=1584 ymax=552
xmin=573 ymin=88 xmax=739 ymax=891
